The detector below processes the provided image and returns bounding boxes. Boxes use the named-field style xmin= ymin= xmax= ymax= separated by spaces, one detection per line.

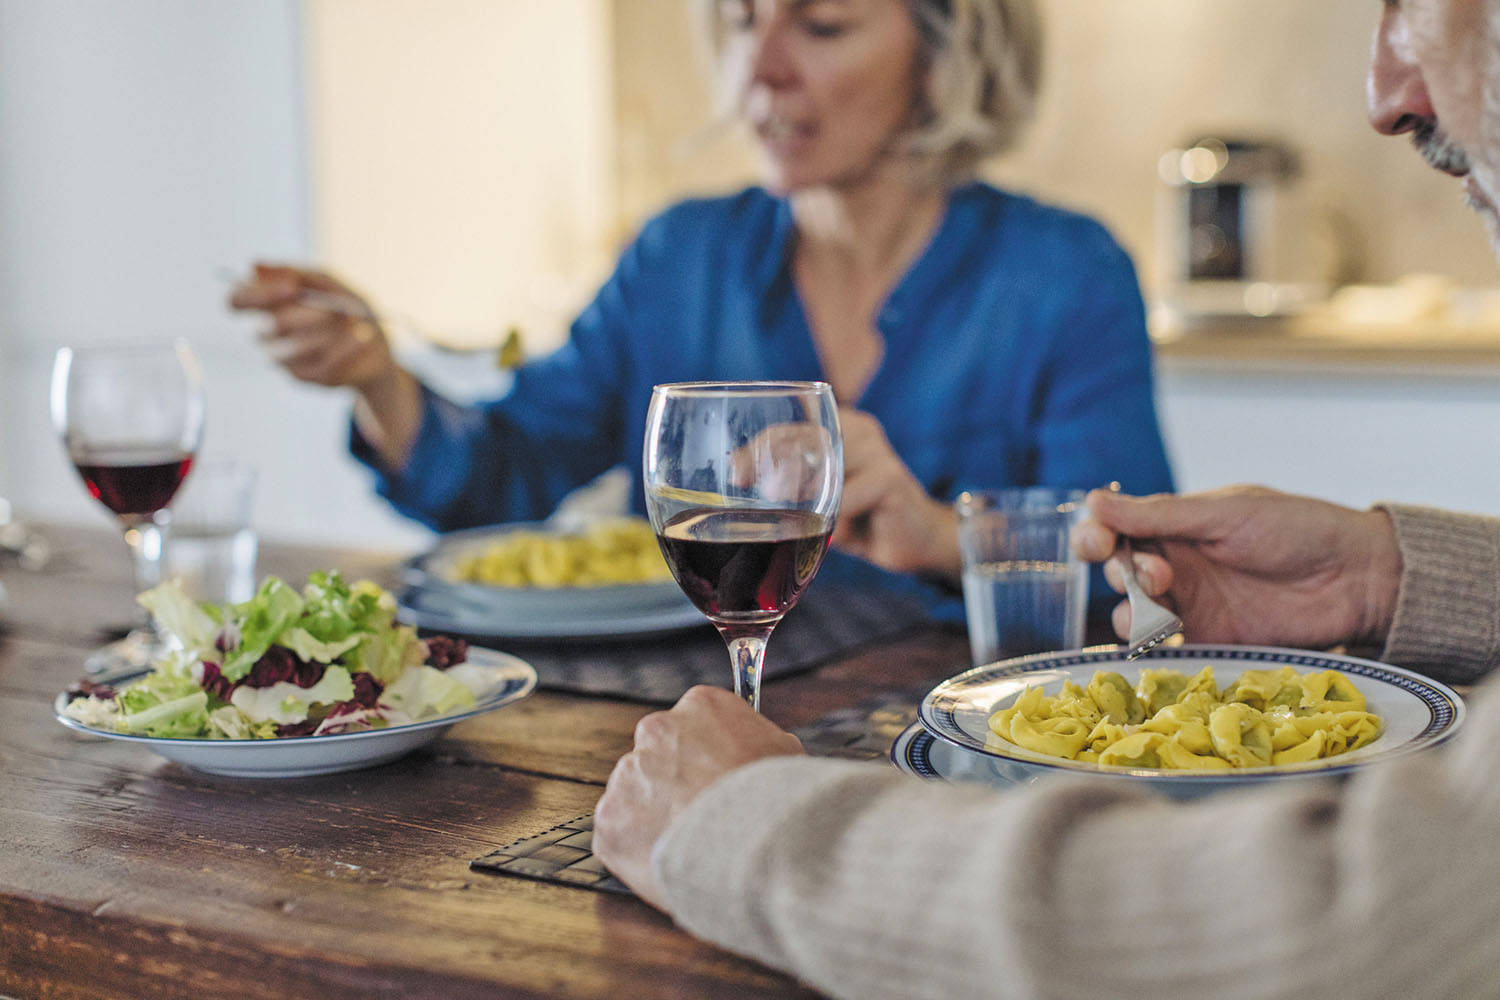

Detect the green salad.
xmin=63 ymin=571 xmax=482 ymax=740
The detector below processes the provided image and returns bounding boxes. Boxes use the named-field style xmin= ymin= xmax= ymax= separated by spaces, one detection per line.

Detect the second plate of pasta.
xmin=919 ymin=645 xmax=1464 ymax=790
xmin=399 ymin=519 xmax=700 ymax=639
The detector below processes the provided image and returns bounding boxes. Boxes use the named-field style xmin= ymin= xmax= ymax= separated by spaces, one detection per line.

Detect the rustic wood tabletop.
xmin=0 ymin=523 xmax=970 ymax=999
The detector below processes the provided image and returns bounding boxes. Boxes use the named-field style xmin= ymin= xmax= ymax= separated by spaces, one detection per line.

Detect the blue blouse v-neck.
xmin=354 ymin=182 xmax=1174 ymax=620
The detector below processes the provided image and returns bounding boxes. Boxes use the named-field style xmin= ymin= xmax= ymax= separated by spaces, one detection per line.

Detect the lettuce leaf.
xmin=206 ymin=705 xmax=279 ymax=740
xmin=229 ymin=666 xmax=356 ymax=726
xmin=136 ymin=581 xmax=220 ymax=659
xmin=121 ymin=691 xmax=211 ymax=737
xmin=280 ymin=628 xmax=364 ymax=665
xmin=221 ymin=577 xmax=306 ymax=681
xmin=380 ymin=665 xmax=476 ymax=721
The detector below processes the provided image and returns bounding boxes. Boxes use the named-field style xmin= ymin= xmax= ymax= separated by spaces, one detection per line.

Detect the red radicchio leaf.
xmin=198 ymin=661 xmax=235 ymax=701
xmin=66 ymin=678 xmax=117 ymax=702
xmin=275 ymin=719 xmax=320 ymax=737
xmin=423 ymin=635 xmax=468 ymax=670
xmin=350 ymin=671 xmax=384 ymax=708
xmin=243 ymin=646 xmax=326 ymax=689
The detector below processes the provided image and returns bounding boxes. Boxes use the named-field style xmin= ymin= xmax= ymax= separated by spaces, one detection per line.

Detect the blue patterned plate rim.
xmin=917 ymin=644 xmax=1465 ymax=782
xmin=891 ymin=722 xmax=953 ymax=782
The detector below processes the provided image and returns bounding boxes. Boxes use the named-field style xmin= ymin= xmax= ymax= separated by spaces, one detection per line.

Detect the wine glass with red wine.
xmin=643 ymin=381 xmax=842 ymax=711
xmin=51 ymin=340 xmax=205 ymax=672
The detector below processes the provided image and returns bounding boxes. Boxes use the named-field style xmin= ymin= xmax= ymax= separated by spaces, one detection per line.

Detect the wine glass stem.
xmin=122 ymin=518 xmax=167 ymax=632
xmin=721 ymin=628 xmax=772 ymax=712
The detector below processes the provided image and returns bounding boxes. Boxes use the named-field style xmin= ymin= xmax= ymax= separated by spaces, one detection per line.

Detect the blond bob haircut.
xmin=702 ymin=0 xmax=1044 ymax=187
xmin=906 ymin=0 xmax=1043 ymax=183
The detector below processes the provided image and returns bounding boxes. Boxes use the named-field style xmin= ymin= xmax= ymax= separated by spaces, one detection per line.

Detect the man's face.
xmin=1367 ymin=0 xmax=1500 ymax=254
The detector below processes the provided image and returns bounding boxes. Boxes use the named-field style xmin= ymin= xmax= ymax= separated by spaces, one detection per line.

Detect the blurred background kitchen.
xmin=3 ymin=0 xmax=1498 ymax=553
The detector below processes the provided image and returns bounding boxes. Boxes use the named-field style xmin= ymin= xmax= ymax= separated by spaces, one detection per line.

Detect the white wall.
xmin=303 ymin=0 xmax=617 ymax=353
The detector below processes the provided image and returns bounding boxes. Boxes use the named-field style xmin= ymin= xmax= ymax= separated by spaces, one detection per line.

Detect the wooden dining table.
xmin=0 ymin=523 xmax=972 ymax=999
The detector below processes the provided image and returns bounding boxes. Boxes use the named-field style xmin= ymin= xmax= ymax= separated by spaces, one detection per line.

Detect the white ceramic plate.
xmin=397 ymin=585 xmax=707 ymax=640
xmin=916 ymin=645 xmax=1464 ymax=797
xmin=400 ymin=522 xmax=701 ymax=639
xmin=53 ymin=646 xmax=537 ymax=778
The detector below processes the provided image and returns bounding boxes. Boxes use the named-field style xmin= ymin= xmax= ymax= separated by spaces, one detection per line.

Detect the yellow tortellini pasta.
xmin=447 ymin=518 xmax=673 ymax=588
xmin=986 ymin=665 xmax=1383 ymax=770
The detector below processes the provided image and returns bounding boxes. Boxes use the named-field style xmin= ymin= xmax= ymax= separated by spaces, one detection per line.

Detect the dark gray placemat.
xmin=440 ymin=585 xmax=931 ymax=705
xmin=470 ymin=682 xmax=934 ymax=896
xmin=471 ymin=813 xmax=631 ymax=894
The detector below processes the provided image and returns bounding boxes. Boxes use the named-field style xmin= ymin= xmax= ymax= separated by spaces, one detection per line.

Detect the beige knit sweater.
xmin=654 ymin=504 xmax=1500 ymax=999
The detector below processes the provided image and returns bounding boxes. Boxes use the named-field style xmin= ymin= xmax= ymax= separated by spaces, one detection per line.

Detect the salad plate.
xmin=916 ymin=645 xmax=1465 ymax=798
xmin=55 ymin=645 xmax=537 ymax=778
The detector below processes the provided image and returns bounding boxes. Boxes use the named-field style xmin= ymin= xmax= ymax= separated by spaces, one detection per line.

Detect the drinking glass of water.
xmin=956 ymin=487 xmax=1088 ymax=666
xmin=166 ymin=458 xmax=258 ymax=604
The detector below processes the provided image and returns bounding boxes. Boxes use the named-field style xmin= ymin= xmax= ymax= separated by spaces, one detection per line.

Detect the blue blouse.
xmin=356 ymin=182 xmax=1175 ymax=620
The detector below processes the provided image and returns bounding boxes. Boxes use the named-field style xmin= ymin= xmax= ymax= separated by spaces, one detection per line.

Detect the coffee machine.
xmin=1154 ymin=136 xmax=1325 ymax=323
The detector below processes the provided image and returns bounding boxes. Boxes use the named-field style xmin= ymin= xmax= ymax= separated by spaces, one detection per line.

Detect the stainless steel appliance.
xmin=1154 ymin=136 xmax=1324 ymax=322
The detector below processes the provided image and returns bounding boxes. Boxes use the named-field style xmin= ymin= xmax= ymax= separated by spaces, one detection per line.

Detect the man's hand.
xmin=593 ymin=686 xmax=804 ymax=909
xmin=1072 ymin=485 xmax=1403 ymax=650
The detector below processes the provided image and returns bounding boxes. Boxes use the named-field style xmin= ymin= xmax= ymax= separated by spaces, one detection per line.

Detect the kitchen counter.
xmin=1152 ymin=315 xmax=1500 ymax=377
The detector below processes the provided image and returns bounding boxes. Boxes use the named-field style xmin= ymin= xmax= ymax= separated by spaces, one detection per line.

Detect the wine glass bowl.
xmin=51 ymin=339 xmax=205 ymax=670
xmin=643 ymin=381 xmax=842 ymax=711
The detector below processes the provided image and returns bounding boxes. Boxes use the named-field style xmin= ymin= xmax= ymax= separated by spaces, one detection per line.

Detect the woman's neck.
xmin=788 ymin=171 xmax=948 ymax=282
xmin=784 ymin=167 xmax=951 ymax=403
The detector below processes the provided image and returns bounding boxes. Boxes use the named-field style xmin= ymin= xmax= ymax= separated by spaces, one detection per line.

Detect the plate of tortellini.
xmin=398 ymin=518 xmax=702 ymax=640
xmin=903 ymin=646 xmax=1465 ymax=798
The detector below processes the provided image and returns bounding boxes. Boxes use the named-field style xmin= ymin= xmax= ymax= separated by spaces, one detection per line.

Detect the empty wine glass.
xmin=643 ymin=381 xmax=842 ymax=711
xmin=51 ymin=339 xmax=205 ymax=672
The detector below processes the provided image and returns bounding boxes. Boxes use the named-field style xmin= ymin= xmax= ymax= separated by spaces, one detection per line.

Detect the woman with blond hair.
xmin=233 ymin=0 xmax=1172 ymax=614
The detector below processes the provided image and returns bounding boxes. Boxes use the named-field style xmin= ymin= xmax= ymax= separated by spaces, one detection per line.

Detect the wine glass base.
xmin=85 ymin=628 xmax=165 ymax=676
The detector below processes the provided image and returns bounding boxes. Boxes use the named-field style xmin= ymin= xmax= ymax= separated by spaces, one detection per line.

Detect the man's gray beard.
xmin=1413 ymin=120 xmax=1471 ymax=174
xmin=1465 ymin=185 xmax=1500 ymax=260
xmin=1482 ymin=0 xmax=1500 ymax=261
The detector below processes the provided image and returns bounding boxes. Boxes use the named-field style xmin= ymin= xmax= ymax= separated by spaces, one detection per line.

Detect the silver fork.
xmin=1117 ymin=535 xmax=1183 ymax=659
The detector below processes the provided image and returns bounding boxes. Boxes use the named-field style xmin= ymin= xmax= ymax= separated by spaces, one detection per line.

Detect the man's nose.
xmin=1366 ymin=5 xmax=1436 ymax=135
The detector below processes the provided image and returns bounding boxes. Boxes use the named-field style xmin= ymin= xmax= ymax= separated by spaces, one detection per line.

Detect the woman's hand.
xmin=228 ymin=262 xmax=422 ymax=470
xmin=831 ymin=407 xmax=961 ymax=579
xmin=593 ymin=686 xmax=804 ymax=910
xmin=229 ymin=262 xmax=397 ymax=390
xmin=1072 ymin=485 xmax=1403 ymax=650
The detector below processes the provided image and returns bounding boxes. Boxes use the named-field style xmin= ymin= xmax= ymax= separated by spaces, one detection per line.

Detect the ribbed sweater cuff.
xmin=1377 ymin=503 xmax=1500 ymax=685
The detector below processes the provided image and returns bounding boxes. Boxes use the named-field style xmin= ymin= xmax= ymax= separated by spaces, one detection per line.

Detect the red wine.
xmin=657 ymin=508 xmax=831 ymax=623
xmin=71 ymin=447 xmax=194 ymax=517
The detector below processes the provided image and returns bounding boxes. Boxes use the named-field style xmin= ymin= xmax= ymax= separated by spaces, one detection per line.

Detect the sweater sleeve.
xmin=654 ymin=679 xmax=1500 ymax=999
xmin=1377 ymin=503 xmax=1500 ymax=684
